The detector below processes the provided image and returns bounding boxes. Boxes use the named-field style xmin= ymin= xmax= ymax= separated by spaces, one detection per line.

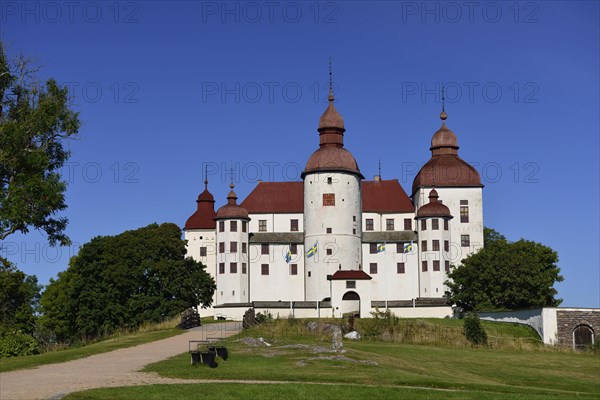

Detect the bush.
xmin=255 ymin=311 xmax=273 ymax=324
xmin=0 ymin=329 xmax=39 ymax=357
xmin=463 ymin=313 xmax=488 ymax=346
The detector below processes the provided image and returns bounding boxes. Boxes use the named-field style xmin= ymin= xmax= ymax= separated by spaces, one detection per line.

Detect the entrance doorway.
xmin=573 ymin=325 xmax=594 ymax=349
xmin=341 ymin=291 xmax=360 ymax=317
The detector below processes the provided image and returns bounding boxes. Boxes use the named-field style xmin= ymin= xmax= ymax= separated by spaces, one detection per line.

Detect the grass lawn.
xmin=65 ymin=319 xmax=600 ymax=400
xmin=0 ymin=328 xmax=183 ymax=373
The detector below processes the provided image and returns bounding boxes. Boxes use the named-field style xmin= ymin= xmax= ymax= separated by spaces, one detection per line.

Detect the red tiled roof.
xmin=241 ymin=181 xmax=304 ymax=213
xmin=362 ymin=179 xmax=414 ymax=213
xmin=240 ymin=179 xmax=414 ymax=214
xmin=184 ymin=190 xmax=216 ymax=230
xmin=331 ymin=270 xmax=372 ymax=280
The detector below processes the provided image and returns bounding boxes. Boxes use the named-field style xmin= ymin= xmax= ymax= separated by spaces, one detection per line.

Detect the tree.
xmin=40 ymin=223 xmax=215 ymax=341
xmin=0 ymin=41 xmax=80 ymax=245
xmin=446 ymin=228 xmax=563 ymax=311
xmin=483 ymin=227 xmax=506 ymax=247
xmin=0 ymin=257 xmax=41 ymax=334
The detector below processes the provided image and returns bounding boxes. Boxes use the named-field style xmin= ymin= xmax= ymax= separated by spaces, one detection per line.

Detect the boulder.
xmin=344 ymin=331 xmax=361 ymax=340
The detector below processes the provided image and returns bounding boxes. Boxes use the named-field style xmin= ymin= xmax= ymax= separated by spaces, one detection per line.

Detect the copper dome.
xmin=302 ymin=146 xmax=362 ymax=178
xmin=184 ymin=183 xmax=217 ymax=230
xmin=318 ymin=100 xmax=344 ymax=130
xmin=416 ymin=189 xmax=453 ymax=219
xmin=215 ymin=186 xmax=249 ymax=220
xmin=431 ymin=122 xmax=459 ymax=152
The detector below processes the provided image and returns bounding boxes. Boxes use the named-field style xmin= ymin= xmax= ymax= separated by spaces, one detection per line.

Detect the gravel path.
xmin=0 ymin=322 xmax=241 ymax=400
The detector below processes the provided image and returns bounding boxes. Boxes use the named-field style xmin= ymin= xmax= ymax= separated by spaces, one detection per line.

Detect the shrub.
xmin=463 ymin=313 xmax=488 ymax=346
xmin=255 ymin=311 xmax=273 ymax=324
xmin=0 ymin=329 xmax=39 ymax=357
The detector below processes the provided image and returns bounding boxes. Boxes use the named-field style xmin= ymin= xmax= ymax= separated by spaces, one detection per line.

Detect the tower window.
xmin=433 ymin=260 xmax=440 ymax=271
xmin=461 ymin=235 xmax=470 ymax=247
xmin=259 ymin=220 xmax=267 ymax=232
xmin=445 ymin=261 xmax=450 ymax=272
xmin=346 ymin=281 xmax=356 ymax=289
xmin=230 ymin=242 xmax=237 ymax=253
xmin=290 ymin=219 xmax=299 ymax=231
xmin=242 ymin=242 xmax=247 ymax=253
xmin=460 ymin=206 xmax=469 ymax=223
xmin=242 ymin=263 xmax=247 ymax=274
xmin=242 ymin=221 xmax=247 ymax=232
xmin=219 ymin=263 xmax=225 ymax=274
xmin=290 ymin=244 xmax=297 ymax=255
xmin=326 ymin=227 xmax=332 ymax=234
xmin=219 ymin=242 xmax=225 ymax=253
xmin=326 ymin=248 xmax=333 ymax=255
xmin=422 ymin=261 xmax=428 ymax=272
xmin=230 ymin=221 xmax=237 ymax=232
xmin=460 ymin=200 xmax=469 ymax=205
xmin=397 ymin=262 xmax=405 ymax=274
xmin=219 ymin=221 xmax=225 ymax=232
xmin=327 ymin=177 xmax=332 ymax=184
xmin=432 ymin=219 xmax=439 ymax=230
xmin=353 ymin=216 xmax=356 ymax=222
xmin=432 ymin=240 xmax=440 ymax=251
xmin=404 ymin=218 xmax=412 ymax=230
xmin=421 ymin=240 xmax=428 ymax=252
xmin=444 ymin=219 xmax=449 ymax=230
xmin=261 ymin=264 xmax=269 ymax=275
xmin=230 ymin=262 xmax=237 ymax=273
xmin=365 ymin=219 xmax=374 ymax=231
xmin=200 ymin=247 xmax=207 ymax=257
xmin=370 ymin=263 xmax=378 ymax=274
xmin=370 ymin=243 xmax=378 ymax=254
xmin=444 ymin=240 xmax=449 ymax=252
xmin=386 ymin=219 xmax=394 ymax=231
xmin=261 ymin=243 xmax=269 ymax=255
xmin=352 ymin=228 xmax=356 ymax=234
xmin=421 ymin=219 xmax=427 ymax=230
xmin=323 ymin=193 xmax=335 ymax=206
xmin=290 ymin=264 xmax=298 ymax=275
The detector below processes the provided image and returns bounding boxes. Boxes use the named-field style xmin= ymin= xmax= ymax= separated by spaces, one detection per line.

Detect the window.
xmin=370 ymin=243 xmax=378 ymax=254
xmin=422 ymin=261 xmax=428 ymax=272
xmin=219 ymin=221 xmax=225 ymax=232
xmin=444 ymin=240 xmax=449 ymax=252
xmin=261 ymin=243 xmax=269 ymax=255
xmin=308 ymin=271 xmax=311 ymax=277
xmin=444 ymin=219 xmax=449 ymax=230
xmin=370 ymin=263 xmax=378 ymax=274
xmin=326 ymin=248 xmax=333 ymax=255
xmin=219 ymin=242 xmax=225 ymax=253
xmin=460 ymin=200 xmax=469 ymax=205
xmin=290 ymin=264 xmax=298 ymax=275
xmin=242 ymin=263 xmax=247 ymax=274
xmin=219 ymin=263 xmax=225 ymax=274
xmin=290 ymin=219 xmax=298 ymax=232
xmin=421 ymin=219 xmax=427 ymax=230
xmin=461 ymin=235 xmax=470 ymax=247
xmin=230 ymin=221 xmax=237 ymax=232
xmin=326 ymin=227 xmax=332 ymax=234
xmin=386 ymin=219 xmax=394 ymax=231
xmin=353 ymin=216 xmax=356 ymax=222
xmin=323 ymin=193 xmax=335 ymax=206
xmin=404 ymin=218 xmax=412 ymax=230
xmin=242 ymin=221 xmax=247 ymax=232
xmin=397 ymin=262 xmax=405 ymax=274
xmin=396 ymin=243 xmax=402 ymax=253
xmin=230 ymin=262 xmax=237 ymax=273
xmin=353 ymin=228 xmax=356 ymax=234
xmin=327 ymin=177 xmax=332 ymax=184
xmin=230 ymin=242 xmax=237 ymax=253
xmin=290 ymin=244 xmax=297 ymax=255
xmin=432 ymin=219 xmax=439 ymax=230
xmin=259 ymin=220 xmax=267 ymax=232
xmin=366 ymin=219 xmax=374 ymax=231
xmin=432 ymin=240 xmax=440 ymax=251
xmin=200 ymin=247 xmax=207 ymax=257
xmin=346 ymin=281 xmax=356 ymax=289
xmin=261 ymin=264 xmax=269 ymax=275
xmin=460 ymin=206 xmax=469 ymax=223
xmin=445 ymin=261 xmax=450 ymax=272
xmin=433 ymin=260 xmax=440 ymax=271
xmin=421 ymin=240 xmax=427 ymax=252
xmin=242 ymin=242 xmax=247 ymax=253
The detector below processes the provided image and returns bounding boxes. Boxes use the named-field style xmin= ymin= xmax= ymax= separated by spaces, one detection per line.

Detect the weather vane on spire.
xmin=378 ymin=159 xmax=382 ymax=179
xmin=328 ymin=57 xmax=334 ymax=101
xmin=440 ymin=83 xmax=448 ymax=121
xmin=229 ymin=164 xmax=235 ymax=189
xmin=203 ymin=164 xmax=208 ymax=189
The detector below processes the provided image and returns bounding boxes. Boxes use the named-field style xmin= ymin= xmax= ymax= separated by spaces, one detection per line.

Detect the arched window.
xmin=342 ymin=291 xmax=360 ymax=301
xmin=573 ymin=325 xmax=594 ymax=349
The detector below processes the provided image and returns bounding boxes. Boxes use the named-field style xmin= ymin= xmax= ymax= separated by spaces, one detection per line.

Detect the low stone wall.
xmin=556 ymin=309 xmax=600 ymax=347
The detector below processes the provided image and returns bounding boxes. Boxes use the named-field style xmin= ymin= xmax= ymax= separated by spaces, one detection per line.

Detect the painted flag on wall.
xmin=403 ymin=243 xmax=413 ymax=253
xmin=284 ymin=248 xmax=292 ymax=263
xmin=306 ymin=242 xmax=318 ymax=258
xmin=377 ymin=243 xmax=385 ymax=253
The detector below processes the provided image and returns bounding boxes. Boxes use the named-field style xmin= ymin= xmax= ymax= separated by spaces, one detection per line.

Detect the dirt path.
xmin=0 ymin=322 xmax=241 ymax=400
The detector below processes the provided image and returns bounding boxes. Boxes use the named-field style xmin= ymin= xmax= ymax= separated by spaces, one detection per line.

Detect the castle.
xmin=184 ymin=81 xmax=484 ymax=320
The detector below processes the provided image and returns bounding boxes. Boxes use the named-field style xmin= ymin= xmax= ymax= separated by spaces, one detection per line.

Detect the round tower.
xmin=214 ymin=183 xmax=250 ymax=307
xmin=415 ymin=189 xmax=453 ymax=298
xmin=301 ymin=77 xmax=364 ymax=303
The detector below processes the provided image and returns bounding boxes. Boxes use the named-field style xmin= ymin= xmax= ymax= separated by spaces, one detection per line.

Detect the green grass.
xmin=0 ymin=328 xmax=183 ymax=373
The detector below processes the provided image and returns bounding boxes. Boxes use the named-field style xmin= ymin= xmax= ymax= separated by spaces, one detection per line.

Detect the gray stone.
xmin=332 ymin=328 xmax=344 ymax=352
xmin=344 ymin=331 xmax=361 ymax=340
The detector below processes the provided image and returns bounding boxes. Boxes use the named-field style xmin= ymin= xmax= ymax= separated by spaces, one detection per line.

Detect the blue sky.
xmin=2 ymin=1 xmax=598 ymax=307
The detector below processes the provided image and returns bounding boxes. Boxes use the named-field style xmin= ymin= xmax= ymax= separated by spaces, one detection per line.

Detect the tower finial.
xmin=378 ymin=159 xmax=382 ymax=178
xmin=203 ymin=164 xmax=208 ymax=189
xmin=328 ymin=57 xmax=334 ymax=102
xmin=440 ymin=83 xmax=447 ymax=120
xmin=229 ymin=164 xmax=234 ymax=189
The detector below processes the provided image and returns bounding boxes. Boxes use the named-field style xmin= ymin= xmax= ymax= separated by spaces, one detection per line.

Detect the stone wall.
xmin=556 ymin=309 xmax=600 ymax=347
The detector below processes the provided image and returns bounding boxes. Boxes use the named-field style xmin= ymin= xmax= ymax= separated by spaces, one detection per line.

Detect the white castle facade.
xmin=184 ymin=86 xmax=484 ymax=320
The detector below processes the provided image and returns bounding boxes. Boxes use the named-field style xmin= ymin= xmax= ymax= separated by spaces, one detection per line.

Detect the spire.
xmin=440 ymin=84 xmax=448 ymax=121
xmin=378 ymin=159 xmax=382 ymax=178
xmin=318 ymin=58 xmax=345 ymax=135
xmin=328 ymin=57 xmax=334 ymax=101
xmin=203 ymin=164 xmax=208 ymax=190
xmin=227 ymin=165 xmax=237 ymax=204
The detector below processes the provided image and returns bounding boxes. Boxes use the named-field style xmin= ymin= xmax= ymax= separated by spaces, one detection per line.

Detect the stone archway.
xmin=341 ymin=291 xmax=360 ymax=317
xmin=573 ymin=325 xmax=594 ymax=349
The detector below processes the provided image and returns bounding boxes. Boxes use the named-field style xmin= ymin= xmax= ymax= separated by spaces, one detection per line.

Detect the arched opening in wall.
xmin=573 ymin=325 xmax=594 ymax=350
xmin=341 ymin=291 xmax=360 ymax=317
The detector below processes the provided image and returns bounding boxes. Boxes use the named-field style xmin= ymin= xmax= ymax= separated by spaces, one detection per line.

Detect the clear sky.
xmin=2 ymin=0 xmax=598 ymax=307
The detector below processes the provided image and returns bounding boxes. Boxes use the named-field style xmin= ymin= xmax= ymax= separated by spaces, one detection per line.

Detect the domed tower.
xmin=215 ymin=182 xmax=250 ymax=306
xmin=184 ymin=175 xmax=217 ymax=284
xmin=301 ymin=71 xmax=364 ymax=303
xmin=412 ymin=101 xmax=484 ymax=264
xmin=415 ymin=189 xmax=453 ymax=298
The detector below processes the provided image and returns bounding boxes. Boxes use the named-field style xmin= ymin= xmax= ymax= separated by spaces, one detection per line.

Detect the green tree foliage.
xmin=463 ymin=312 xmax=488 ymax=346
xmin=0 ymin=41 xmax=80 ymax=245
xmin=446 ymin=228 xmax=563 ymax=312
xmin=0 ymin=257 xmax=41 ymax=335
xmin=483 ymin=227 xmax=506 ymax=247
xmin=40 ymin=223 xmax=215 ymax=341
xmin=0 ymin=327 xmax=38 ymax=357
